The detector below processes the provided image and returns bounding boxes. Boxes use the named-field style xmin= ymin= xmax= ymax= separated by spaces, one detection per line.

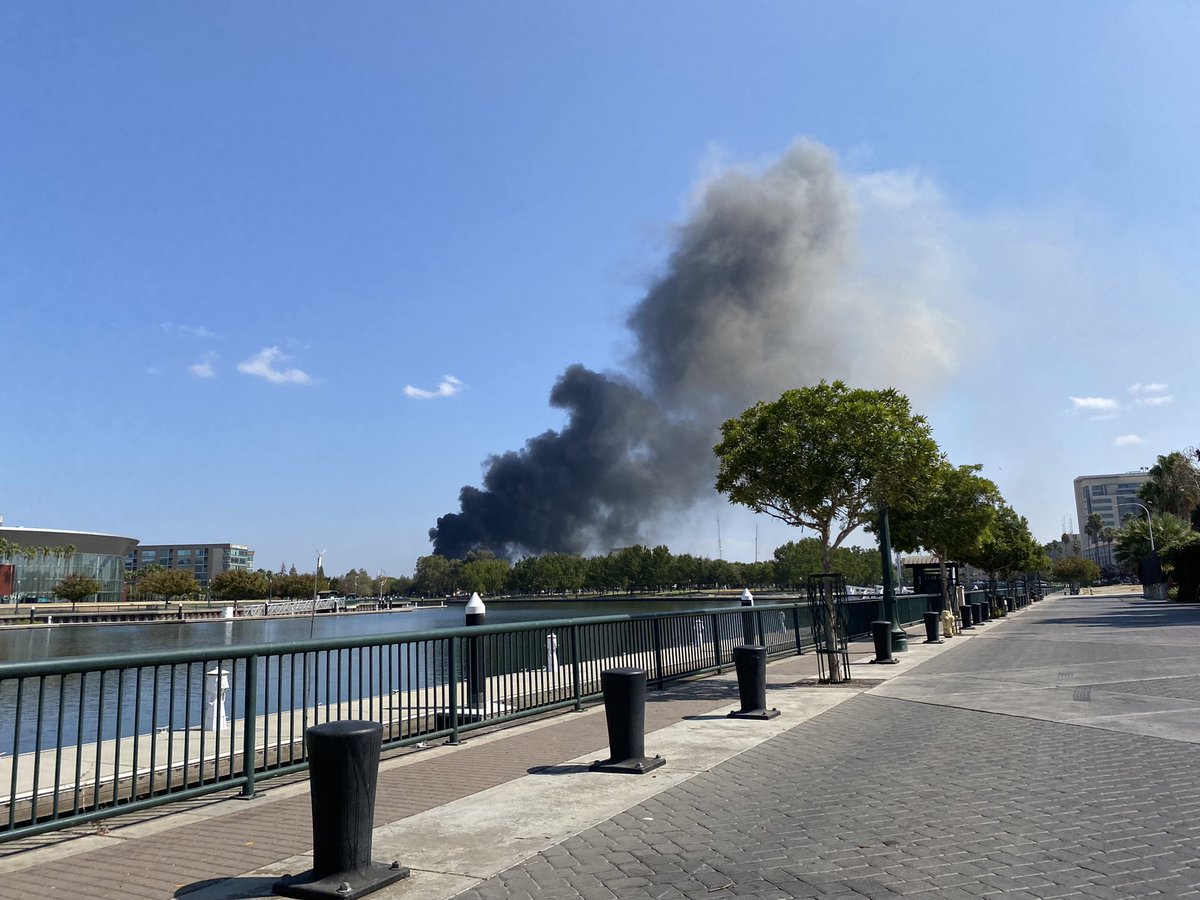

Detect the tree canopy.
xmin=139 ymin=568 xmax=201 ymax=599
xmin=53 ymin=573 xmax=102 ymax=602
xmin=1139 ymin=449 xmax=1200 ymax=522
xmin=965 ymin=502 xmax=1045 ymax=581
xmin=714 ymin=381 xmax=941 ymax=572
xmin=209 ymin=569 xmax=269 ymax=601
xmin=1052 ymin=556 xmax=1100 ymax=585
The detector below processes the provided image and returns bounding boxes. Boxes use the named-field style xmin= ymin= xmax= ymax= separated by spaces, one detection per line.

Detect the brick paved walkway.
xmin=457 ymin=594 xmax=1200 ymax=899
xmin=8 ymin=591 xmax=1197 ymax=899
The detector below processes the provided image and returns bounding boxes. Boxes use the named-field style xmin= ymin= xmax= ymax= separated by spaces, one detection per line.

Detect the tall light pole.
xmin=1127 ymin=502 xmax=1155 ymax=553
xmin=1126 ymin=502 xmax=1161 ymax=599
xmin=309 ymin=549 xmax=325 ymax=638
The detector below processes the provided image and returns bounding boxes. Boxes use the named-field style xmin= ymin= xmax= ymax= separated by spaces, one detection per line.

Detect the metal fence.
xmin=1 ymin=597 xmax=947 ymax=843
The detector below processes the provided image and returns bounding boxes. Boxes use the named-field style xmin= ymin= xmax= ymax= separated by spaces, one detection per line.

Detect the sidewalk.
xmin=9 ymin=589 xmax=1193 ymax=899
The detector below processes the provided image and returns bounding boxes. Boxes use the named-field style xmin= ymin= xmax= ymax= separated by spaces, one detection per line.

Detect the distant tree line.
xmin=406 ymin=540 xmax=892 ymax=599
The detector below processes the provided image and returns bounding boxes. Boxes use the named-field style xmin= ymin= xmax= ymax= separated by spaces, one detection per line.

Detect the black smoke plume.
xmin=431 ymin=140 xmax=957 ymax=559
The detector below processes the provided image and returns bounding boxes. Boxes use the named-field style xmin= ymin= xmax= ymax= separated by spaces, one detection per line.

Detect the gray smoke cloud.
xmin=431 ymin=140 xmax=962 ymax=559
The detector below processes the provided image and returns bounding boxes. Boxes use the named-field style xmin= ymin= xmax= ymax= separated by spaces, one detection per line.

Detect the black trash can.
xmin=922 ymin=611 xmax=943 ymax=644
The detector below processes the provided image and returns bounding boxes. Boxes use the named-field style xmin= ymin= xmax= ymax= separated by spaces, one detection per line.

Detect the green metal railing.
xmin=0 ymin=596 xmax=965 ymax=842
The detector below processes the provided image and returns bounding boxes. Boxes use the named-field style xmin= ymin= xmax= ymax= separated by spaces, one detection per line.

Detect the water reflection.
xmin=0 ymin=599 xmax=744 ymax=663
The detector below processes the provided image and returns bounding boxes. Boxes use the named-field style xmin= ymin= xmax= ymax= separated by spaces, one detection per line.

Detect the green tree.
xmin=772 ymin=539 xmax=824 ymax=587
xmin=966 ymin=503 xmax=1042 ymax=599
xmin=715 ymin=381 xmax=942 ymax=574
xmin=209 ymin=569 xmax=269 ymax=601
xmin=1052 ymin=556 xmax=1100 ymax=591
xmin=53 ymin=573 xmax=102 ymax=603
xmin=127 ymin=563 xmax=164 ymax=599
xmin=1139 ymin=450 xmax=1200 ymax=522
xmin=888 ymin=462 xmax=1001 ymax=611
xmin=459 ymin=557 xmax=511 ymax=595
xmin=139 ymin=568 xmax=201 ymax=600
xmin=411 ymin=555 xmax=461 ymax=596
xmin=274 ymin=573 xmax=319 ymax=598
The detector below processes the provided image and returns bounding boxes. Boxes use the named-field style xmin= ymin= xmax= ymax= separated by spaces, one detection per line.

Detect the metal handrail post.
xmin=652 ymin=618 xmax=665 ymax=688
xmin=710 ymin=612 xmax=723 ymax=673
xmin=570 ymin=626 xmax=583 ymax=711
xmin=239 ymin=655 xmax=258 ymax=800
xmin=446 ymin=638 xmax=460 ymax=744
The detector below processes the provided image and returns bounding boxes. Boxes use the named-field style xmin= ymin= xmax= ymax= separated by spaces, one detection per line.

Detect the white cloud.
xmin=162 ymin=322 xmax=222 ymax=340
xmin=1135 ymin=394 xmax=1175 ymax=407
xmin=1114 ymin=434 xmax=1144 ymax=446
xmin=404 ymin=375 xmax=464 ymax=400
xmin=1069 ymin=396 xmax=1119 ymax=412
xmin=188 ymin=353 xmax=217 ymax=378
xmin=237 ymin=347 xmax=312 ymax=385
xmin=1130 ymin=382 xmax=1169 ymax=394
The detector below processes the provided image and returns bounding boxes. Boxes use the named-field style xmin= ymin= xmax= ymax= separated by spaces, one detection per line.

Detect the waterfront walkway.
xmin=5 ymin=588 xmax=1200 ymax=898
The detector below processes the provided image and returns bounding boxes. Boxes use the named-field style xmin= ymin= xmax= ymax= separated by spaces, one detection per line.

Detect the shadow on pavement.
xmin=526 ymin=764 xmax=592 ymax=776
xmin=177 ymin=875 xmax=280 ymax=898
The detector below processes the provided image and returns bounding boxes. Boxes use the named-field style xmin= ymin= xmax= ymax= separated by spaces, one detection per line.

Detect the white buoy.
xmin=204 ymin=668 xmax=230 ymax=732
xmin=465 ymin=592 xmax=486 ymax=624
xmin=693 ymin=618 xmax=705 ymax=648
xmin=546 ymin=632 xmax=560 ymax=673
xmin=740 ymin=588 xmax=754 ymax=607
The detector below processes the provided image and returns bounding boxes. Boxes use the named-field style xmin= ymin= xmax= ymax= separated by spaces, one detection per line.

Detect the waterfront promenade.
xmin=4 ymin=588 xmax=1200 ymax=898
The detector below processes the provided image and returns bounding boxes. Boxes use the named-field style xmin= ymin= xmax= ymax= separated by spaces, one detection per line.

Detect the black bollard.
xmin=1006 ymin=595 xmax=1015 ymax=613
xmin=972 ymin=601 xmax=987 ymax=624
xmin=922 ymin=611 xmax=943 ymax=644
xmin=870 ymin=620 xmax=898 ymax=664
xmin=959 ymin=603 xmax=974 ymax=629
xmin=728 ymin=646 xmax=780 ymax=719
xmin=274 ymin=721 xmax=409 ymax=899
xmin=591 ymin=668 xmax=665 ymax=774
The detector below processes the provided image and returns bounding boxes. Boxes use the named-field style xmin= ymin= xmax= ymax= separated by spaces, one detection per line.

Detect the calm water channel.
xmin=0 ymin=597 xmax=765 ymax=664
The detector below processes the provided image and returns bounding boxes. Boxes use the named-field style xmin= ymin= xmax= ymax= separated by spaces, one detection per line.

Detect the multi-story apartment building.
xmin=1073 ymin=471 xmax=1151 ymax=565
xmin=127 ymin=543 xmax=254 ymax=589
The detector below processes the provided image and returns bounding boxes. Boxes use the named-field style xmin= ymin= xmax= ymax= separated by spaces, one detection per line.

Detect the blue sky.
xmin=3 ymin=3 xmax=1199 ymax=577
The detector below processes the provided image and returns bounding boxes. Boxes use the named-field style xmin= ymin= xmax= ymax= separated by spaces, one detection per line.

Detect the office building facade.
xmin=127 ymin=543 xmax=255 ymax=589
xmin=1073 ymin=471 xmax=1151 ymax=566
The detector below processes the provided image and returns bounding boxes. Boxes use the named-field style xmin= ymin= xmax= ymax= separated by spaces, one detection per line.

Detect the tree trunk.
xmin=938 ymin=558 xmax=950 ymax=613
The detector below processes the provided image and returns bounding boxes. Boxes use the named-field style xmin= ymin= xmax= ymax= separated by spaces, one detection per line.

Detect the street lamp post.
xmin=877 ymin=503 xmax=907 ymax=652
xmin=310 ymin=549 xmax=325 ymax=638
xmin=1126 ymin=502 xmax=1161 ymax=599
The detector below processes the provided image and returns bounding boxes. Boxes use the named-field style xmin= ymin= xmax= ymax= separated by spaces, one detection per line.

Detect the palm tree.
xmin=1115 ymin=513 xmax=1198 ymax=571
xmin=1084 ymin=513 xmax=1105 ymax=565
xmin=1100 ymin=526 xmax=1118 ymax=569
xmin=1140 ymin=450 xmax=1200 ymax=522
